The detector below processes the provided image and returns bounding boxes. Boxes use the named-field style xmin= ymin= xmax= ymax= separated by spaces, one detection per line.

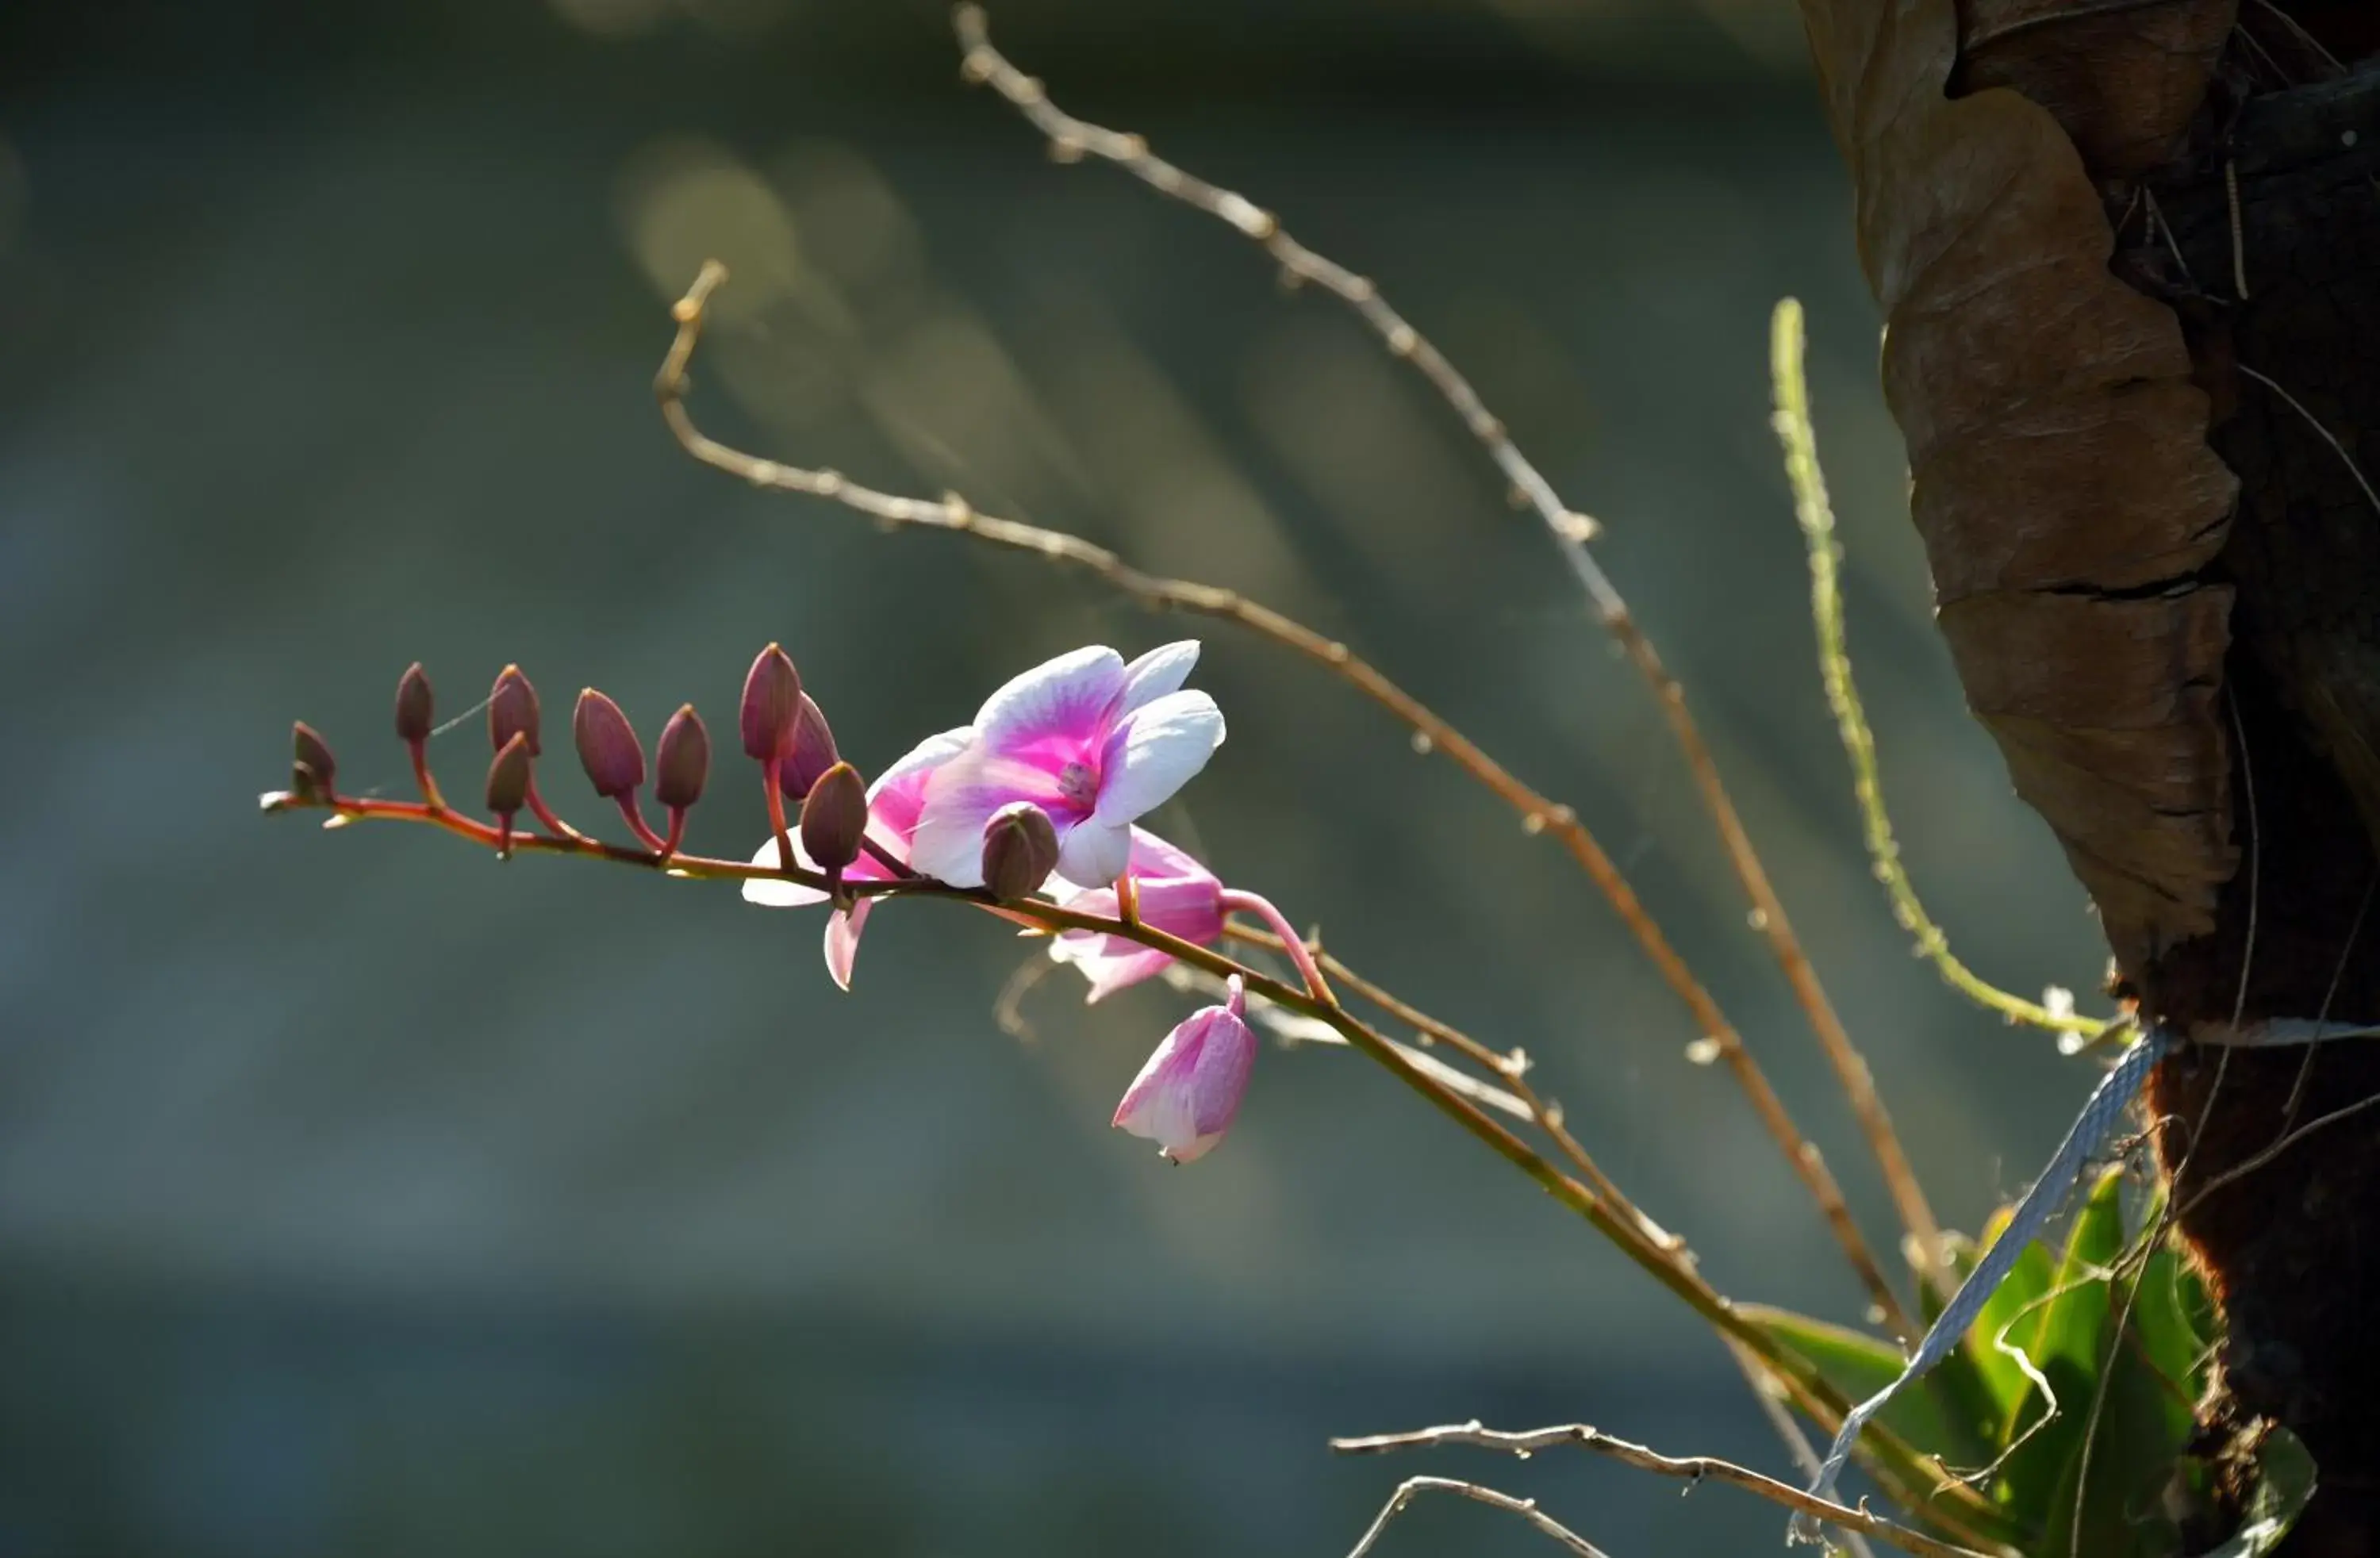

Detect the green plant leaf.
xmin=1964 ymin=1203 xmax=2060 ymax=1424
xmin=1990 ymin=1167 xmax=2129 ymax=1533
xmin=1737 ymin=1303 xmax=1990 ymax=1468
xmin=2205 ymin=1427 xmax=2317 ymax=1557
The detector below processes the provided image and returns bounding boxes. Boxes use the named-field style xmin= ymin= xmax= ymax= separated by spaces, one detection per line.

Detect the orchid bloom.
xmin=1111 ymin=975 xmax=1257 ymax=1164
xmin=908 ymin=642 xmax=1225 ymax=892
xmin=1049 ymin=828 xmax=1227 ymax=1002
xmin=742 ymin=726 xmax=969 ymax=988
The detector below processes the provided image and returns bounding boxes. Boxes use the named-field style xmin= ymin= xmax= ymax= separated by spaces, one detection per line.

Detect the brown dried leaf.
xmin=1956 ymin=0 xmax=2235 ymax=178
xmin=1796 ymin=0 xmax=2240 ymax=963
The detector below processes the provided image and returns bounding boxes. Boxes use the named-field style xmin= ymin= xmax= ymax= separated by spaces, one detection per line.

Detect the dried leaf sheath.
xmin=1795 ymin=0 xmax=2240 ymax=968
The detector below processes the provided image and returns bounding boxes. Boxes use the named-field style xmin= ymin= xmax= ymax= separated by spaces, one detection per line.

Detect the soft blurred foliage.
xmin=1 ymin=2 xmax=2114 ymax=1554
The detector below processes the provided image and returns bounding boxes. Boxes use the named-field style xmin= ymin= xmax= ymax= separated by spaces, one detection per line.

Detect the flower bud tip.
xmin=486 ymin=731 xmax=533 ymax=816
xmin=572 ymin=689 xmax=646 ymax=800
xmin=980 ymin=801 xmax=1060 ymax=900
xmin=394 ymin=663 xmax=435 ymax=744
xmin=654 ymin=704 xmax=709 ymax=811
xmin=799 ymin=760 xmax=868 ymax=873
xmin=291 ymin=722 xmax=336 ymax=800
xmin=489 ymin=665 xmax=541 ymax=757
xmin=775 ymin=693 xmax=840 ymax=800
xmin=739 ymin=643 xmax=803 ymax=762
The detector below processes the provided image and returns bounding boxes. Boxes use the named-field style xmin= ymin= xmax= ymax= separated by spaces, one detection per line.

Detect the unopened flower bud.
xmin=486 ymin=731 xmax=533 ymax=817
xmin=980 ymin=801 xmax=1059 ymax=900
xmin=654 ymin=704 xmax=709 ymax=810
xmin=1113 ymin=976 xmax=1256 ymax=1164
xmin=572 ymin=689 xmax=646 ymax=800
xmin=394 ymin=663 xmax=435 ymax=744
xmin=489 ymin=665 xmax=541 ymax=757
xmin=800 ymin=761 xmax=868 ymax=873
xmin=775 ymin=694 xmax=841 ymax=800
xmin=291 ymin=722 xmax=337 ymax=800
xmin=739 ymin=643 xmax=803 ymax=762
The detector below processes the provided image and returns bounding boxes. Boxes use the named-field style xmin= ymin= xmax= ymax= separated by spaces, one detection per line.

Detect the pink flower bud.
xmin=486 ymin=731 xmax=533 ymax=817
xmin=739 ymin=643 xmax=803 ymax=762
xmin=489 ymin=665 xmax=541 ymax=758
xmin=572 ymin=689 xmax=646 ymax=800
xmin=774 ymin=694 xmax=841 ymax=800
xmin=654 ymin=704 xmax=709 ymax=811
xmin=800 ymin=761 xmax=869 ymax=874
xmin=980 ymin=801 xmax=1059 ymax=900
xmin=394 ymin=663 xmax=435 ymax=744
xmin=1111 ymin=977 xmax=1256 ymax=1164
xmin=290 ymin=722 xmax=337 ymax=800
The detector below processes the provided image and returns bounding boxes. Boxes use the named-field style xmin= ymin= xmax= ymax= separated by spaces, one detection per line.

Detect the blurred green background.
xmin=0 ymin=2 xmax=2114 ymax=1553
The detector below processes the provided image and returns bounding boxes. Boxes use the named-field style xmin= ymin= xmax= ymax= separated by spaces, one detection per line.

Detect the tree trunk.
xmin=1796 ymin=0 xmax=2380 ymax=1549
xmin=2132 ymin=52 xmax=2380 ymax=1558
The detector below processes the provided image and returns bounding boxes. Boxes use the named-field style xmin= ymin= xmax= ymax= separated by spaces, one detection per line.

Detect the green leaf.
xmin=1964 ymin=1204 xmax=2059 ymax=1425
xmin=2205 ymin=1427 xmax=2317 ymax=1558
xmin=1737 ymin=1303 xmax=1990 ymax=1468
xmin=1991 ymin=1167 xmax=2129 ymax=1533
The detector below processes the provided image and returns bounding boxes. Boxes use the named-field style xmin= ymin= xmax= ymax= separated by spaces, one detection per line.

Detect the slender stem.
xmin=614 ymin=792 xmax=671 ymax=855
xmin=406 ymin=739 xmax=448 ymax=812
xmin=1330 ymin=1422 xmax=1994 ymax=1558
xmin=662 ymin=806 xmax=688 ymax=858
xmin=1342 ymin=1476 xmax=1613 ymax=1558
xmin=525 ymin=781 xmax=588 ymax=843
xmin=259 ymin=784 xmax=2010 ymax=1546
xmin=1219 ymin=889 xmax=1335 ymax=1005
xmin=1768 ymin=298 xmax=2108 ymax=1042
xmin=950 ymin=4 xmax=1944 ymax=1296
xmin=764 ymin=766 xmax=795 ymax=873
xmin=655 ymin=259 xmax=1917 ymax=1341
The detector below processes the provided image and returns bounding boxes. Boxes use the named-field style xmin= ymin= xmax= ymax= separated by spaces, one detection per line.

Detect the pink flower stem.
xmin=1219 ymin=889 xmax=1335 ymax=1006
xmin=762 ymin=765 xmax=795 ymax=873
xmin=861 ymin=836 xmax=915 ymax=879
xmin=406 ymin=739 xmax=448 ymax=812
xmin=614 ymin=792 xmax=671 ymax=855
xmin=526 ymin=780 xmax=589 ymax=842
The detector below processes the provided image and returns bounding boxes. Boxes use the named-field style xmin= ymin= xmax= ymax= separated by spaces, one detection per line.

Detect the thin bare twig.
xmin=1722 ymin=1337 xmax=1881 ymax=1558
xmin=655 ymin=259 xmax=1916 ymax=1334
xmin=1343 ymin=1475 xmax=1614 ymax=1558
xmin=949 ymin=2 xmax=1944 ymax=1296
xmin=1330 ymin=1422 xmax=2000 ymax=1558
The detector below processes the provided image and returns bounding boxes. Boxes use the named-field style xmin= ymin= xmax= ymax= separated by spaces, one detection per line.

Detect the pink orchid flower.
xmin=908 ymin=642 xmax=1225 ymax=892
xmin=1111 ymin=975 xmax=1257 ymax=1164
xmin=742 ymin=726 xmax=970 ymax=989
xmin=1049 ymin=828 xmax=1227 ymax=1003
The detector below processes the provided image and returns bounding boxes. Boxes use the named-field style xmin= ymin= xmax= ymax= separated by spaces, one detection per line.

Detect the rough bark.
xmin=1795 ymin=0 xmax=2380 ymax=1549
xmin=2135 ymin=58 xmax=2380 ymax=1558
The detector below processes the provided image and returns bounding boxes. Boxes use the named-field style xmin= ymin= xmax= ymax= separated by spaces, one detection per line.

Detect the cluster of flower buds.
xmin=274 ymin=635 xmax=1288 ymax=1164
xmin=276 ymin=643 xmax=881 ymax=873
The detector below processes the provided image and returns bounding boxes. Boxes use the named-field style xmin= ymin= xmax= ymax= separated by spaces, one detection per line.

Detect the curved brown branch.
xmin=654 ymin=257 xmax=1919 ymax=1337
xmin=948 ymin=2 xmax=1945 ymax=1295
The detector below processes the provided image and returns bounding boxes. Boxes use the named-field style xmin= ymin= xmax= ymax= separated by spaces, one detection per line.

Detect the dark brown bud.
xmin=654 ymin=704 xmax=709 ymax=810
xmin=291 ymin=722 xmax=337 ymax=800
xmin=488 ymin=665 xmax=541 ymax=757
xmin=739 ymin=643 xmax=803 ymax=762
xmin=486 ymin=731 xmax=533 ymax=816
xmin=394 ymin=663 xmax=435 ymax=744
xmin=980 ymin=800 xmax=1059 ymax=900
xmin=572 ymin=689 xmax=646 ymax=800
xmin=775 ymin=693 xmax=841 ymax=800
xmin=799 ymin=761 xmax=869 ymax=874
